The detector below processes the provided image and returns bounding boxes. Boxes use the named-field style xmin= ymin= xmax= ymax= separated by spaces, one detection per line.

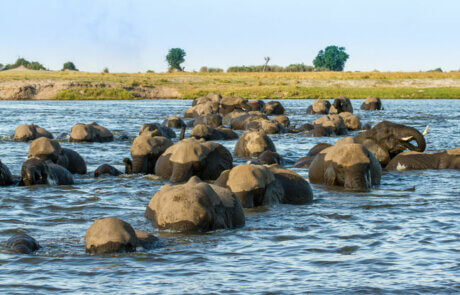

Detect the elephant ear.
xmin=362 ymin=139 xmax=389 ymax=166
xmin=324 ymin=166 xmax=336 ymax=186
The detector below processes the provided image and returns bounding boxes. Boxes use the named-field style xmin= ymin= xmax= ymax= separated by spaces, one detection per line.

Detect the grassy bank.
xmin=1 ymin=71 xmax=459 ymax=99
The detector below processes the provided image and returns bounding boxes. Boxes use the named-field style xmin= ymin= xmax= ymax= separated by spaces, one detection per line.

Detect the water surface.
xmin=0 ymin=99 xmax=459 ymax=294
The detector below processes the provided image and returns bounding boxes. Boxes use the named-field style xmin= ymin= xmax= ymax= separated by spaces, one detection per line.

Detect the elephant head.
xmin=354 ymin=121 xmax=427 ymax=165
xmin=21 ymin=158 xmax=50 ymax=186
xmin=0 ymin=160 xmax=14 ymax=186
xmin=308 ymin=141 xmax=382 ymax=191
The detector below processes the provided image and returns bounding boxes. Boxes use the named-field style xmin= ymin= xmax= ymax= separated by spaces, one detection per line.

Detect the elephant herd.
xmin=2 ymin=94 xmax=459 ymax=255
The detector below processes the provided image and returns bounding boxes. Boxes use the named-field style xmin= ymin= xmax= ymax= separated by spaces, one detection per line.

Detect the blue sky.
xmin=1 ymin=0 xmax=459 ymax=72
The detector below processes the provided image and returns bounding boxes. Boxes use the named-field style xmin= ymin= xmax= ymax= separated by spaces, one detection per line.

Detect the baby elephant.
xmin=6 ymin=234 xmax=40 ymax=254
xmin=94 ymin=164 xmax=122 ymax=177
xmin=20 ymin=158 xmax=74 ymax=186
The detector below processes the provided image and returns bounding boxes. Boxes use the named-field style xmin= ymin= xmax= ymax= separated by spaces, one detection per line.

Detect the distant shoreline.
xmin=1 ymin=71 xmax=459 ymax=100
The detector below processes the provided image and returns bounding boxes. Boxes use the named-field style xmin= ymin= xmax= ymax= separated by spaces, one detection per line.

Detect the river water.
xmin=0 ymin=99 xmax=459 ymax=294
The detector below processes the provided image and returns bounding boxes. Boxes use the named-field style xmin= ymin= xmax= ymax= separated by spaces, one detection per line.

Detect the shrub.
xmin=427 ymin=68 xmax=443 ymax=72
xmin=146 ymin=70 xmax=155 ymax=73
xmin=62 ymin=61 xmax=78 ymax=71
xmin=2 ymin=58 xmax=47 ymax=71
xmin=200 ymin=66 xmax=224 ymax=73
xmin=103 ymin=67 xmax=109 ymax=73
xmin=284 ymin=63 xmax=314 ymax=72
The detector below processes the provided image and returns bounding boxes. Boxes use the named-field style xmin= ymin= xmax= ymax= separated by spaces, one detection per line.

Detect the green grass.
xmin=55 ymin=88 xmax=136 ymax=100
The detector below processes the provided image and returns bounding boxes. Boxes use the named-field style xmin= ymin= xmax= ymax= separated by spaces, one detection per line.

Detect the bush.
xmin=200 ymin=66 xmax=224 ymax=73
xmin=146 ymin=70 xmax=155 ymax=73
xmin=62 ymin=61 xmax=78 ymax=71
xmin=2 ymin=58 xmax=47 ymax=71
xmin=103 ymin=67 xmax=109 ymax=73
xmin=227 ymin=64 xmax=313 ymax=72
xmin=427 ymin=68 xmax=443 ymax=72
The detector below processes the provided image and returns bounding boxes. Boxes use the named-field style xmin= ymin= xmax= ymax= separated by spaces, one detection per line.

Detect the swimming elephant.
xmin=139 ymin=123 xmax=176 ymax=139
xmin=234 ymin=130 xmax=276 ymax=158
xmin=306 ymin=99 xmax=331 ymax=114
xmin=70 ymin=122 xmax=113 ymax=142
xmin=193 ymin=114 xmax=223 ymax=128
xmin=20 ymin=157 xmax=74 ymax=186
xmin=329 ymin=96 xmax=353 ymax=114
xmin=94 ymin=164 xmax=122 ymax=177
xmin=262 ymin=101 xmax=285 ymax=115
xmin=215 ymin=164 xmax=284 ymax=208
xmin=145 ymin=176 xmax=245 ymax=232
xmin=386 ymin=148 xmax=460 ymax=170
xmin=6 ymin=234 xmax=40 ymax=254
xmin=28 ymin=137 xmax=87 ymax=174
xmin=191 ymin=124 xmax=238 ymax=140
xmin=192 ymin=93 xmax=222 ymax=106
xmin=0 ymin=160 xmax=14 ymax=186
xmin=360 ymin=97 xmax=383 ymax=110
xmin=271 ymin=115 xmax=290 ymax=128
xmin=85 ymin=217 xmax=157 ymax=254
xmin=162 ymin=116 xmax=186 ymax=129
xmin=127 ymin=135 xmax=173 ymax=174
xmin=308 ymin=139 xmax=381 ymax=191
xmin=257 ymin=150 xmax=282 ymax=165
xmin=185 ymin=101 xmax=220 ymax=118
xmin=219 ymin=96 xmax=250 ymax=115
xmin=155 ymin=138 xmax=233 ymax=183
xmin=267 ymin=165 xmax=314 ymax=204
xmin=248 ymin=100 xmax=265 ymax=111
xmin=229 ymin=112 xmax=267 ymax=130
xmin=353 ymin=121 xmax=427 ymax=166
xmin=339 ymin=112 xmax=361 ymax=130
xmin=14 ymin=124 xmax=53 ymax=142
xmin=294 ymin=143 xmax=332 ymax=168
xmin=312 ymin=114 xmax=348 ymax=136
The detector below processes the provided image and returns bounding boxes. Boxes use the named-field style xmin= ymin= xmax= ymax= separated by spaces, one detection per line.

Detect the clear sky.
xmin=1 ymin=0 xmax=459 ymax=72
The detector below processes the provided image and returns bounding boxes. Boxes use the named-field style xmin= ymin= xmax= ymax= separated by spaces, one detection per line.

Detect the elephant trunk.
xmin=400 ymin=126 xmax=426 ymax=152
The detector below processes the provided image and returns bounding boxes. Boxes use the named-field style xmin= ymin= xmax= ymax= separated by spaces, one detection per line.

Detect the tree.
xmin=3 ymin=58 xmax=47 ymax=71
xmin=62 ymin=61 xmax=78 ymax=71
xmin=263 ymin=56 xmax=270 ymax=72
xmin=0 ymin=63 xmax=3 ymax=71
xmin=166 ymin=48 xmax=186 ymax=71
xmin=313 ymin=46 xmax=349 ymax=71
xmin=103 ymin=67 xmax=109 ymax=73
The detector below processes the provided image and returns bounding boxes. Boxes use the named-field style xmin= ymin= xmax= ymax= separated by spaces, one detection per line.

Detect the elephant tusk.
xmin=400 ymin=136 xmax=413 ymax=141
xmin=422 ymin=125 xmax=429 ymax=136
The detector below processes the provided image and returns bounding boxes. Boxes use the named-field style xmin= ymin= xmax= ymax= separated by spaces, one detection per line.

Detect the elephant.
xmin=192 ymin=93 xmax=222 ymax=106
xmin=94 ymin=164 xmax=122 ymax=177
xmin=139 ymin=123 xmax=176 ymax=139
xmin=339 ymin=112 xmax=361 ymax=130
xmin=162 ymin=116 xmax=186 ymax=129
xmin=155 ymin=138 xmax=233 ymax=183
xmin=6 ymin=234 xmax=40 ymax=254
xmin=306 ymin=99 xmax=331 ymax=114
xmin=267 ymin=165 xmax=314 ymax=204
xmin=294 ymin=143 xmax=332 ymax=168
xmin=185 ymin=101 xmax=219 ymax=118
xmin=353 ymin=121 xmax=428 ymax=166
xmin=312 ymin=114 xmax=348 ymax=136
xmin=386 ymin=148 xmax=460 ymax=170
xmin=329 ymin=96 xmax=353 ymax=114
xmin=219 ymin=96 xmax=250 ymax=115
xmin=248 ymin=100 xmax=265 ymax=111
xmin=14 ymin=124 xmax=53 ymax=141
xmin=234 ymin=130 xmax=276 ymax=158
xmin=28 ymin=137 xmax=87 ymax=174
xmin=271 ymin=115 xmax=290 ymax=128
xmin=145 ymin=176 xmax=245 ymax=232
xmin=361 ymin=97 xmax=383 ymax=110
xmin=229 ymin=112 xmax=267 ymax=130
xmin=262 ymin=101 xmax=285 ymax=115
xmin=215 ymin=164 xmax=284 ymax=208
xmin=0 ymin=160 xmax=14 ymax=186
xmin=20 ymin=157 xmax=74 ymax=186
xmin=246 ymin=118 xmax=287 ymax=134
xmin=70 ymin=122 xmax=113 ymax=142
xmin=193 ymin=114 xmax=223 ymax=128
xmin=191 ymin=124 xmax=238 ymax=140
xmin=257 ymin=150 xmax=282 ymax=165
xmin=127 ymin=135 xmax=173 ymax=174
xmin=85 ymin=217 xmax=157 ymax=254
xmin=308 ymin=140 xmax=382 ymax=191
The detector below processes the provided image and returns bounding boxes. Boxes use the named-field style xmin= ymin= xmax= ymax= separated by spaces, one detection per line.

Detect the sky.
xmin=1 ymin=0 xmax=459 ymax=72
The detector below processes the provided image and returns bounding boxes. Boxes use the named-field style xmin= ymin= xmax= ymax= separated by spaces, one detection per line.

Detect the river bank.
xmin=1 ymin=70 xmax=459 ymax=100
